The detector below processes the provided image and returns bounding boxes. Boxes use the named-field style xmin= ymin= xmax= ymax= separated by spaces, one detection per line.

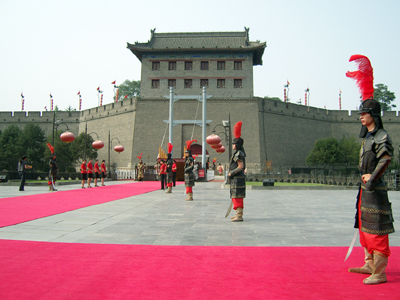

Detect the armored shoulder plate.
xmin=233 ymin=150 xmax=245 ymax=162
xmin=374 ymin=129 xmax=394 ymax=158
xmin=374 ymin=129 xmax=390 ymax=144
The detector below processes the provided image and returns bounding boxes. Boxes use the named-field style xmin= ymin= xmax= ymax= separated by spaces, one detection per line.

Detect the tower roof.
xmin=127 ymin=28 xmax=266 ymax=65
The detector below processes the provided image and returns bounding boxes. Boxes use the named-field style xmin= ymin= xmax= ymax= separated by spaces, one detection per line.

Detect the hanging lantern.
xmin=206 ymin=134 xmax=221 ymax=145
xmin=92 ymin=140 xmax=104 ymax=149
xmin=216 ymin=146 xmax=225 ymax=153
xmin=114 ymin=145 xmax=124 ymax=153
xmin=60 ymin=131 xmax=75 ymax=143
xmin=211 ymin=142 xmax=222 ymax=150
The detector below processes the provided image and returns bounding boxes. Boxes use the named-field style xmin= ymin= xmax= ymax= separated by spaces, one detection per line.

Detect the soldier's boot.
xmin=165 ymin=186 xmax=172 ymax=193
xmin=185 ymin=193 xmax=193 ymax=201
xmin=231 ymin=208 xmax=243 ymax=222
xmin=363 ymin=251 xmax=388 ymax=285
xmin=349 ymin=247 xmax=373 ymax=274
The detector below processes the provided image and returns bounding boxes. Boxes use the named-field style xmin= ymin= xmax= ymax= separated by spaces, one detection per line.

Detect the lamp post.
xmin=210 ymin=114 xmax=232 ymax=159
xmin=52 ymin=118 xmax=72 ymax=146
xmin=108 ymin=130 xmax=122 ymax=178
xmin=83 ymin=123 xmax=103 ymax=160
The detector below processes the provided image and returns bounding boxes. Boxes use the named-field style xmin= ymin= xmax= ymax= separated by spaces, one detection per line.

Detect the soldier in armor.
xmin=347 ymin=55 xmax=394 ymax=285
xmin=137 ymin=160 xmax=145 ymax=181
xmin=229 ymin=122 xmax=246 ymax=222
xmin=184 ymin=139 xmax=196 ymax=201
xmin=49 ymin=153 xmax=58 ymax=191
xmin=165 ymin=143 xmax=173 ymax=193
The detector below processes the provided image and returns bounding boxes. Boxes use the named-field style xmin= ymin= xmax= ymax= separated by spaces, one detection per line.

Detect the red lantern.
xmin=211 ymin=142 xmax=222 ymax=149
xmin=114 ymin=145 xmax=124 ymax=153
xmin=206 ymin=134 xmax=221 ymax=145
xmin=60 ymin=131 xmax=75 ymax=143
xmin=216 ymin=146 xmax=225 ymax=153
xmin=92 ymin=140 xmax=104 ymax=149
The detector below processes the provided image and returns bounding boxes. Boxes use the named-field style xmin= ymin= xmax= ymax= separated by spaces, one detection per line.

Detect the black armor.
xmin=229 ymin=150 xmax=246 ymax=198
xmin=184 ymin=156 xmax=195 ymax=187
xmin=166 ymin=157 xmax=173 ymax=184
xmin=355 ymin=127 xmax=395 ymax=235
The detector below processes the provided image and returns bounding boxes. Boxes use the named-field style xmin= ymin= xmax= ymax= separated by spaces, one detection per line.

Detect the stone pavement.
xmin=0 ymin=177 xmax=399 ymax=248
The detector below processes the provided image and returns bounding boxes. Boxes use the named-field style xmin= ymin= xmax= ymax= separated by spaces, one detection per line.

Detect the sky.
xmin=1 ymin=0 xmax=399 ymax=113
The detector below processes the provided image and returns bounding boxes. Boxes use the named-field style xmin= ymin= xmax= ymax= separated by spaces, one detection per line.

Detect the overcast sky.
xmin=1 ymin=0 xmax=399 ymax=113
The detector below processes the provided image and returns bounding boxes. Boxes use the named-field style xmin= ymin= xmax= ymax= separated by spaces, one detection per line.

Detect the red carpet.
xmin=0 ymin=241 xmax=399 ymax=300
xmin=0 ymin=182 xmax=164 ymax=228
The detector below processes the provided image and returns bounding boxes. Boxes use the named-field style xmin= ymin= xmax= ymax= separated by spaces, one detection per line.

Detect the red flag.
xmin=111 ymin=80 xmax=116 ymax=85
xmin=97 ymin=86 xmax=100 ymax=91
xmin=77 ymin=91 xmax=80 ymax=95
xmin=124 ymin=95 xmax=128 ymax=99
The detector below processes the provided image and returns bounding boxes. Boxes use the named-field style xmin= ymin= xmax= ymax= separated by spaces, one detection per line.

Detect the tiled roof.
xmin=127 ymin=29 xmax=266 ymax=65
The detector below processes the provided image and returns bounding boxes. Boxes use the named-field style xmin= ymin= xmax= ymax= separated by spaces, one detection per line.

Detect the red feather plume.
xmin=47 ymin=143 xmax=54 ymax=154
xmin=233 ymin=121 xmax=242 ymax=139
xmin=168 ymin=143 xmax=173 ymax=153
xmin=193 ymin=155 xmax=198 ymax=160
xmin=137 ymin=152 xmax=142 ymax=159
xmin=346 ymin=54 xmax=374 ymax=101
xmin=186 ymin=139 xmax=197 ymax=150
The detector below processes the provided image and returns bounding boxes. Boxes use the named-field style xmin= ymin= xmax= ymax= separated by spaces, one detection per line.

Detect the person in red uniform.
xmin=94 ymin=159 xmax=100 ymax=187
xmin=80 ymin=159 xmax=87 ymax=189
xmin=87 ymin=159 xmax=93 ymax=188
xmin=165 ymin=143 xmax=174 ymax=193
xmin=346 ymin=55 xmax=394 ymax=285
xmin=159 ymin=160 xmax=167 ymax=190
xmin=172 ymin=160 xmax=177 ymax=187
xmin=101 ymin=160 xmax=106 ymax=186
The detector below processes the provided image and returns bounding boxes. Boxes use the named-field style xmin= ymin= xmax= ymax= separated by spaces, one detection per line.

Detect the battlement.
xmin=79 ymin=98 xmax=136 ymax=121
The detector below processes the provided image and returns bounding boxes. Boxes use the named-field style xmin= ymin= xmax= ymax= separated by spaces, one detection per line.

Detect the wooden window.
xmin=152 ymin=61 xmax=160 ymax=70
xmin=234 ymin=61 xmax=242 ymax=70
xmin=200 ymin=79 xmax=208 ymax=87
xmin=168 ymin=61 xmax=176 ymax=70
xmin=217 ymin=61 xmax=225 ymax=70
xmin=217 ymin=79 xmax=225 ymax=88
xmin=234 ymin=79 xmax=242 ymax=88
xmin=168 ymin=79 xmax=176 ymax=88
xmin=184 ymin=61 xmax=193 ymax=70
xmin=201 ymin=61 xmax=209 ymax=70
xmin=184 ymin=79 xmax=192 ymax=88
xmin=151 ymin=79 xmax=160 ymax=89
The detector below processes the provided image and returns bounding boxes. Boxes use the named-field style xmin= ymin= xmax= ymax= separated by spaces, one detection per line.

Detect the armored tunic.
xmin=49 ymin=158 xmax=57 ymax=179
xmin=229 ymin=150 xmax=246 ymax=198
xmin=356 ymin=128 xmax=395 ymax=235
xmin=184 ymin=157 xmax=195 ymax=187
xmin=166 ymin=158 xmax=173 ymax=184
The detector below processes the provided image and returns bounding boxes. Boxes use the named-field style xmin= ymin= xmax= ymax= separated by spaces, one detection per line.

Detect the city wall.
xmin=1 ymin=97 xmax=399 ymax=172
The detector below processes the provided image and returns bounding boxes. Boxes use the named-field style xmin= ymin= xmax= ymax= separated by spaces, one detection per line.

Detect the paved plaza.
xmin=1 ymin=178 xmax=399 ymax=248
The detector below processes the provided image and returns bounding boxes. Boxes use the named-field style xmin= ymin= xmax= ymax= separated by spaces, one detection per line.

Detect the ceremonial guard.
xmin=165 ymin=143 xmax=174 ymax=193
xmin=80 ymin=159 xmax=87 ymax=189
xmin=228 ymin=121 xmax=246 ymax=222
xmin=172 ymin=160 xmax=177 ymax=187
xmin=94 ymin=159 xmax=100 ymax=187
xmin=47 ymin=143 xmax=58 ymax=191
xmin=346 ymin=54 xmax=394 ymax=284
xmin=137 ymin=160 xmax=145 ymax=181
xmin=184 ymin=139 xmax=196 ymax=201
xmin=159 ymin=160 xmax=167 ymax=190
xmin=100 ymin=160 xmax=106 ymax=186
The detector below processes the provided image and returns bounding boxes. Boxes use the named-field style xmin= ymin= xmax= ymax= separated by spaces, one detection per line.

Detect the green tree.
xmin=374 ymin=83 xmax=396 ymax=111
xmin=69 ymin=132 xmax=98 ymax=164
xmin=338 ymin=136 xmax=360 ymax=165
xmin=20 ymin=123 xmax=47 ymax=171
xmin=306 ymin=137 xmax=341 ymax=165
xmin=65 ymin=105 xmax=77 ymax=116
xmin=117 ymin=79 xmax=140 ymax=100
xmin=0 ymin=125 xmax=24 ymax=171
xmin=45 ymin=130 xmax=75 ymax=172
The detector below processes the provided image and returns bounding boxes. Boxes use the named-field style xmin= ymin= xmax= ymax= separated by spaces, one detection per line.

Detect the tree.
xmin=374 ymin=83 xmax=396 ymax=111
xmin=69 ymin=132 xmax=98 ymax=164
xmin=306 ymin=136 xmax=360 ymax=165
xmin=20 ymin=123 xmax=47 ymax=171
xmin=338 ymin=136 xmax=360 ymax=165
xmin=0 ymin=125 xmax=24 ymax=171
xmin=117 ymin=80 xmax=140 ymax=100
xmin=65 ymin=105 xmax=77 ymax=116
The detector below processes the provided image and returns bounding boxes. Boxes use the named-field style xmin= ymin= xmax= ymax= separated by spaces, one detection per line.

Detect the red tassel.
xmin=168 ymin=143 xmax=173 ymax=153
xmin=233 ymin=121 xmax=242 ymax=139
xmin=346 ymin=54 xmax=374 ymax=101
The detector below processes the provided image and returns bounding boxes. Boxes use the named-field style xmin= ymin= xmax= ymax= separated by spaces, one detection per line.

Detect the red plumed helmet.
xmin=233 ymin=121 xmax=242 ymax=139
xmin=168 ymin=143 xmax=173 ymax=153
xmin=47 ymin=143 xmax=54 ymax=154
xmin=186 ymin=139 xmax=197 ymax=151
xmin=346 ymin=54 xmax=374 ymax=101
xmin=137 ymin=152 xmax=142 ymax=159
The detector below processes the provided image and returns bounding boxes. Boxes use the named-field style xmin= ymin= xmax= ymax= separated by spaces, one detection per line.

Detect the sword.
xmin=344 ymin=230 xmax=358 ymax=261
xmin=225 ymin=202 xmax=233 ymax=218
